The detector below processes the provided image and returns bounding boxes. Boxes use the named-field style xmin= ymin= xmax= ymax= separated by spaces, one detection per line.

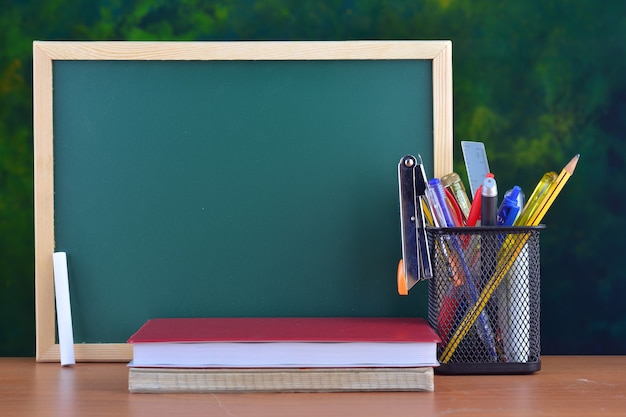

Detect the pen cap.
xmin=481 ymin=177 xmax=498 ymax=226
xmin=441 ymin=172 xmax=463 ymax=189
xmin=481 ymin=177 xmax=497 ymax=198
xmin=497 ymin=185 xmax=522 ymax=226
xmin=504 ymin=186 xmax=525 ymax=208
xmin=502 ymin=186 xmax=520 ymax=205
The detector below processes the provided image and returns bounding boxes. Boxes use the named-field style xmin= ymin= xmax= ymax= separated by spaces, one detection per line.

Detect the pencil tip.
xmin=565 ymin=154 xmax=580 ymax=175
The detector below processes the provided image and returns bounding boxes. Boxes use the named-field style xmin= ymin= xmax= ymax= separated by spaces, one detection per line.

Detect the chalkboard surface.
xmin=34 ymin=41 xmax=453 ymax=361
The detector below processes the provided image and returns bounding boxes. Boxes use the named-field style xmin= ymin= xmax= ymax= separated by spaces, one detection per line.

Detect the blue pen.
xmin=427 ymin=178 xmax=457 ymax=228
xmin=497 ymin=186 xmax=522 ymax=226
xmin=427 ymin=178 xmax=498 ymax=360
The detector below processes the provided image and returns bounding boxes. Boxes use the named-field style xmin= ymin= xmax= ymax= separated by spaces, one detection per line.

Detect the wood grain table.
xmin=1 ymin=356 xmax=625 ymax=416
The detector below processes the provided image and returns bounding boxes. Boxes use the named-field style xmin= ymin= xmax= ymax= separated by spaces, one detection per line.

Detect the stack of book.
xmin=127 ymin=317 xmax=440 ymax=393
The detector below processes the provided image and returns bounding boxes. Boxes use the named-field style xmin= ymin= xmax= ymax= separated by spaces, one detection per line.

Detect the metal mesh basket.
xmin=427 ymin=226 xmax=543 ymax=374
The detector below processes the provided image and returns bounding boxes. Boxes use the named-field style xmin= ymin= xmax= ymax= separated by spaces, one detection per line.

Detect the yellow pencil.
xmin=439 ymin=154 xmax=580 ymax=363
xmin=525 ymin=154 xmax=579 ymax=226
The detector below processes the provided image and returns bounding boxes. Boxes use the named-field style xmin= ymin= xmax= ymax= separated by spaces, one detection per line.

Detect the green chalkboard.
xmin=34 ymin=41 xmax=453 ymax=361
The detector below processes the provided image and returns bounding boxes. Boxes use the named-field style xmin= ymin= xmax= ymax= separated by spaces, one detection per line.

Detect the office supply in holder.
xmin=427 ymin=179 xmax=459 ymax=228
xmin=397 ymin=155 xmax=433 ymax=294
xmin=461 ymin=141 xmax=491 ymax=197
xmin=52 ymin=252 xmax=75 ymax=366
xmin=465 ymin=172 xmax=494 ymax=227
xmin=444 ymin=188 xmax=465 ymax=226
xmin=478 ymin=176 xmax=499 ymax=362
xmin=426 ymin=178 xmax=498 ymax=360
xmin=498 ymin=240 xmax=531 ymax=363
xmin=514 ymin=172 xmax=557 ymax=226
xmin=495 ymin=182 xmax=527 ymax=354
xmin=441 ymin=172 xmax=472 ymax=220
xmin=507 ymin=186 xmax=525 ymax=210
xmin=494 ymin=185 xmax=527 ymax=362
xmin=525 ymin=155 xmax=579 ymax=226
xmin=497 ymin=186 xmax=523 ymax=226
xmin=480 ymin=177 xmax=498 ymax=226
xmin=438 ymin=154 xmax=579 ymax=364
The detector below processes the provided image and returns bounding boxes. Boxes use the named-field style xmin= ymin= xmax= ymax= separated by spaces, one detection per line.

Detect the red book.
xmin=128 ymin=317 xmax=441 ymax=368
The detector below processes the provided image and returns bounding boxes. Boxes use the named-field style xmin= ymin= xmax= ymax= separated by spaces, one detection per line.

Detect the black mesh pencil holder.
xmin=427 ymin=226 xmax=544 ymax=374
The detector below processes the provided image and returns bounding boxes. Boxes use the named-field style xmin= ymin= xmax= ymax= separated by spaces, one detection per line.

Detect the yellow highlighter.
xmin=513 ymin=171 xmax=557 ymax=226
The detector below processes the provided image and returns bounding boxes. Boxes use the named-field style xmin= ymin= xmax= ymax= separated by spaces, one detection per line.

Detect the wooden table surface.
xmin=1 ymin=356 xmax=625 ymax=416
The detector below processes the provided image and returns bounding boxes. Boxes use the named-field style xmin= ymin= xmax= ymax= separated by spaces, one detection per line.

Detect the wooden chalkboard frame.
xmin=33 ymin=41 xmax=452 ymax=362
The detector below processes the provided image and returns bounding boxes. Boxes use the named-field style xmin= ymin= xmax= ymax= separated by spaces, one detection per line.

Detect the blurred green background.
xmin=2 ymin=0 xmax=625 ymax=355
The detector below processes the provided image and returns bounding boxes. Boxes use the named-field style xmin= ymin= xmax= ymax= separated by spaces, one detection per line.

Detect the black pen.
xmin=481 ymin=177 xmax=498 ymax=226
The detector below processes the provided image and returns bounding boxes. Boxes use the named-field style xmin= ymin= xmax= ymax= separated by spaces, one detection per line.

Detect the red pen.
xmin=466 ymin=173 xmax=494 ymax=226
xmin=444 ymin=188 xmax=465 ymax=226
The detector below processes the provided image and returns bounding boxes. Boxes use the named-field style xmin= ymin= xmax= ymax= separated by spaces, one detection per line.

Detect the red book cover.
xmin=128 ymin=317 xmax=440 ymax=344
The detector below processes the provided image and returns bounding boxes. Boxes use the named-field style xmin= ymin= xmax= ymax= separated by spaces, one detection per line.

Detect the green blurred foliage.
xmin=2 ymin=0 xmax=625 ymax=355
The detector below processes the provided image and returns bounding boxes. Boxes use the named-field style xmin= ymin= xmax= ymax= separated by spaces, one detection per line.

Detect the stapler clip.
xmin=397 ymin=154 xmax=433 ymax=295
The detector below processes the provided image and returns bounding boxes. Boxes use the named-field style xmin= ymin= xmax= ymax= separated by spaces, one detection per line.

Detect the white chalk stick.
xmin=53 ymin=252 xmax=75 ymax=366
